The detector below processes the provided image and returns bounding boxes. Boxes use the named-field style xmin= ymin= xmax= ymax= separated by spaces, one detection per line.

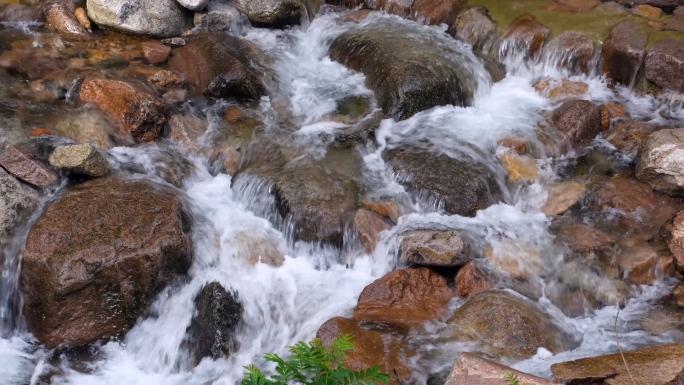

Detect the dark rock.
xmin=384 ymin=146 xmax=502 ymax=216
xmin=602 ymin=20 xmax=647 ymax=87
xmin=233 ymin=0 xmax=301 ymax=27
xmin=169 ymin=33 xmax=268 ymax=100
xmin=543 ymin=31 xmax=596 ymax=74
xmin=605 ymin=119 xmax=659 ymax=157
xmin=645 ymin=39 xmax=684 ymax=92
xmin=187 ymin=282 xmax=242 ymax=365
xmin=447 ymin=290 xmax=580 ymax=359
xmin=636 ymin=129 xmax=684 ymax=196
xmin=399 ymin=230 xmax=472 ymax=267
xmin=0 ymin=4 xmax=43 ymax=23
xmin=21 ymin=176 xmax=193 ymax=347
xmin=551 ymin=99 xmax=602 ymax=147
xmin=329 ymin=21 xmax=478 ymax=120
xmin=0 ymin=144 xmax=59 ymax=189
xmin=499 ymin=14 xmax=550 ymax=57
xmin=451 ymin=7 xmax=498 ymax=49
xmin=86 ymin=0 xmax=193 ymax=37
xmin=445 ymin=352 xmax=560 ymax=385
xmin=79 ymin=78 xmax=167 ymax=142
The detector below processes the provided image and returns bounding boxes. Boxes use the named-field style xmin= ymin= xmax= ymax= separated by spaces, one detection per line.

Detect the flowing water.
xmin=2 ymin=6 xmax=684 ymax=385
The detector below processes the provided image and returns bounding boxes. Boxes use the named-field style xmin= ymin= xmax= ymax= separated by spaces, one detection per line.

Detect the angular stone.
xmin=605 ymin=119 xmax=659 ymax=157
xmin=544 ymin=31 xmax=595 ymax=74
xmin=636 ymin=129 xmax=684 ymax=196
xmin=170 ymin=33 xmax=267 ymax=100
xmin=451 ymin=7 xmax=497 ymax=49
xmin=410 ymin=0 xmax=465 ymax=27
xmin=86 ymin=0 xmax=193 ymax=38
xmin=21 ymin=176 xmax=193 ymax=347
xmin=399 ymin=230 xmax=472 ymax=267
xmin=455 ymin=261 xmax=497 ymax=298
xmin=445 ymin=352 xmax=560 ymax=385
xmin=354 ymin=208 xmax=392 ymax=253
xmin=233 ymin=0 xmax=301 ymax=27
xmin=645 ymin=39 xmax=684 ymax=92
xmin=354 ymin=267 xmax=452 ymax=324
xmin=194 ymin=1 xmax=246 ymax=31
xmin=80 ymin=78 xmax=166 ymax=142
xmin=0 ymin=145 xmax=59 ymax=189
xmin=187 ymin=282 xmax=242 ymax=365
xmin=48 ymin=144 xmax=109 ymax=177
xmin=447 ymin=290 xmax=580 ymax=359
xmin=551 ymin=342 xmax=684 ymax=385
xmin=602 ymin=20 xmax=647 ymax=87
xmin=500 ymin=14 xmax=550 ymax=57
xmin=552 ymin=99 xmax=602 ymax=147
xmin=141 ymin=42 xmax=171 ymax=64
xmin=634 ymin=4 xmax=664 ymax=18
xmin=0 ymin=168 xmax=39 ymax=253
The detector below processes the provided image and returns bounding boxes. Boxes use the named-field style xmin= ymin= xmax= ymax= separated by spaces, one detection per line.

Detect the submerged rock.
xmin=410 ymin=0 xmax=465 ymax=27
xmin=86 ymin=0 xmax=193 ymax=37
xmin=602 ymin=20 xmax=647 ymax=87
xmin=141 ymin=42 xmax=171 ymax=64
xmin=661 ymin=211 xmax=684 ymax=272
xmin=541 ymin=181 xmax=586 ymax=216
xmin=447 ymin=290 xmax=580 ymax=359
xmin=329 ymin=21 xmax=478 ymax=120
xmin=544 ymin=31 xmax=595 ymax=74
xmin=605 ymin=119 xmax=659 ymax=157
xmin=169 ymin=33 xmax=268 ymax=100
xmin=187 ymin=282 xmax=242 ymax=365
xmin=551 ymin=342 xmax=684 ymax=385
xmin=0 ymin=144 xmax=59 ymax=189
xmin=446 ymin=352 xmax=559 ymax=385
xmin=636 ymin=129 xmax=684 ymax=196
xmin=48 ymin=144 xmax=109 ymax=177
xmin=233 ymin=0 xmax=301 ymax=27
xmin=21 ymin=176 xmax=193 ymax=347
xmin=0 ymin=168 xmax=39 ymax=254
xmin=399 ymin=230 xmax=472 ymax=267
xmin=384 ymin=146 xmax=502 ymax=216
xmin=645 ymin=39 xmax=684 ymax=92
xmin=44 ymin=0 xmax=92 ymax=40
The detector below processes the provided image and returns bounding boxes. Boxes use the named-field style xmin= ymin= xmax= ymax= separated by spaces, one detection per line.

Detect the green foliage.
xmin=505 ymin=372 xmax=520 ymax=385
xmin=242 ymin=334 xmax=390 ymax=385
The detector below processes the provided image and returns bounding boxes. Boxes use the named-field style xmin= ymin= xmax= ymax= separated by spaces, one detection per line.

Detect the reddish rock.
xmin=142 ymin=42 xmax=172 ymax=64
xmin=455 ymin=261 xmax=496 ymax=298
xmin=0 ymin=51 xmax=66 ymax=80
xmin=29 ymin=128 xmax=54 ymax=137
xmin=366 ymin=0 xmax=413 ymax=18
xmin=534 ymin=79 xmax=589 ymax=101
xmin=21 ymin=176 xmax=193 ymax=347
xmin=337 ymin=9 xmax=374 ymax=23
xmin=602 ymin=20 xmax=647 ymax=87
xmin=446 ymin=352 xmax=560 ymax=385
xmin=605 ymin=119 xmax=658 ymax=156
xmin=620 ymin=244 xmax=675 ymax=285
xmin=665 ymin=13 xmax=684 ymax=31
xmin=451 ymin=6 xmax=498 ymax=49
xmin=500 ymin=14 xmax=550 ymax=57
xmin=354 ymin=267 xmax=452 ymax=324
xmin=498 ymin=136 xmax=531 ymax=154
xmin=79 ymin=78 xmax=166 ymax=142
xmin=354 ymin=208 xmax=392 ymax=253
xmin=0 ymin=145 xmax=58 ymax=189
xmin=360 ymin=201 xmax=401 ymax=224
xmin=553 ymin=221 xmax=617 ymax=254
xmin=552 ymin=99 xmax=602 ymax=147
xmin=411 ymin=0 xmax=465 ymax=27
xmin=44 ymin=1 xmax=91 ymax=40
xmin=541 ymin=181 xmax=586 ymax=216
xmin=148 ymin=70 xmax=184 ymax=89
xmin=169 ymin=33 xmax=267 ymax=99
xmin=603 ymin=102 xmax=629 ymax=119
xmin=74 ymin=7 xmax=91 ymax=29
xmin=661 ymin=211 xmax=684 ymax=272
xmin=645 ymin=39 xmax=684 ymax=92
xmin=544 ymin=31 xmax=595 ymax=74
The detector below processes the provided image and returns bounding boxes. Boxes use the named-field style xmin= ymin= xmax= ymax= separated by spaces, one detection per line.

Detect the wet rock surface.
xmin=455 ymin=261 xmax=497 ymax=298
xmin=48 ymin=144 xmax=109 ymax=177
xmin=86 ymin=0 xmax=193 ymax=37
xmin=354 ymin=208 xmax=392 ymax=253
xmin=602 ymin=20 xmax=647 ymax=87
xmin=399 ymin=230 xmax=472 ymax=267
xmin=21 ymin=176 xmax=193 ymax=347
xmin=0 ymin=144 xmax=59 ymax=189
xmin=0 ymin=168 xmax=39 ymax=253
xmin=233 ymin=0 xmax=301 ymax=27
xmin=636 ymin=129 xmax=684 ymax=196
xmin=499 ymin=14 xmax=550 ymax=57
xmin=552 ymin=99 xmax=602 ymax=148
xmin=605 ymin=119 xmax=660 ymax=157
xmin=543 ymin=31 xmax=595 ymax=74
xmin=446 ymin=352 xmax=559 ymax=385
xmin=645 ymin=39 xmax=684 ymax=92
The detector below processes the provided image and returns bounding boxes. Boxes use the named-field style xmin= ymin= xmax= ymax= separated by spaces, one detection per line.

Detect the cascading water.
xmin=2 ymin=7 xmax=684 ymax=385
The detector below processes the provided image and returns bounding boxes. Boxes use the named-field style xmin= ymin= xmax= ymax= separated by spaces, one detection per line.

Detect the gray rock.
xmin=645 ymin=39 xmax=684 ymax=92
xmin=193 ymin=1 xmax=247 ymax=31
xmin=636 ymin=129 xmax=684 ymax=196
xmin=399 ymin=230 xmax=472 ymax=267
xmin=0 ymin=168 xmax=39 ymax=253
xmin=86 ymin=0 xmax=193 ymax=37
xmin=177 ymin=0 xmax=208 ymax=11
xmin=48 ymin=144 xmax=110 ymax=177
xmin=233 ymin=0 xmax=301 ymax=27
xmin=187 ymin=282 xmax=242 ymax=365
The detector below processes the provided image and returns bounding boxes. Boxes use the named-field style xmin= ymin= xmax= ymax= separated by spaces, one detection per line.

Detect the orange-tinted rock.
xmin=337 ymin=9 xmax=373 ymax=23
xmin=543 ymin=0 xmax=599 ymax=13
xmin=354 ymin=208 xmax=392 ymax=253
xmin=411 ymin=0 xmax=465 ymax=27
xmin=44 ymin=1 xmax=91 ymax=40
xmin=29 ymin=128 xmax=54 ymax=137
xmin=633 ymin=4 xmax=664 ymax=18
xmin=661 ymin=211 xmax=684 ymax=272
xmin=619 ymin=244 xmax=674 ymax=285
xmin=552 ymin=99 xmax=602 ymax=147
xmin=553 ymin=221 xmax=617 ymax=254
xmin=534 ymin=79 xmax=589 ymax=101
xmin=0 ymin=144 xmax=58 ymax=189
xmin=367 ymin=0 xmax=412 ymax=18
xmin=354 ymin=267 xmax=452 ymax=324
xmin=21 ymin=176 xmax=193 ymax=347
xmin=148 ymin=70 xmax=184 ymax=89
xmin=498 ymin=136 xmax=531 ymax=154
xmin=446 ymin=352 xmax=560 ymax=385
xmin=605 ymin=119 xmax=658 ymax=157
xmin=603 ymin=102 xmax=629 ymax=119
xmin=455 ymin=261 xmax=496 ymax=298
xmin=665 ymin=13 xmax=684 ymax=32
xmin=74 ymin=7 xmax=91 ymax=29
xmin=500 ymin=14 xmax=550 ymax=57
xmin=501 ymin=151 xmax=539 ymax=182
xmin=360 ymin=201 xmax=401 ymax=224
xmin=234 ymin=232 xmax=285 ymax=267
xmin=602 ymin=20 xmax=647 ymax=87
xmin=599 ymin=105 xmax=611 ymax=131
xmin=0 ymin=51 xmax=66 ymax=80
xmin=79 ymin=78 xmax=166 ymax=142
xmin=141 ymin=42 xmax=172 ymax=64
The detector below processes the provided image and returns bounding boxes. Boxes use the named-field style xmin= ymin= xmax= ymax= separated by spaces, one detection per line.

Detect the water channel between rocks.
xmin=2 ymin=3 xmax=684 ymax=385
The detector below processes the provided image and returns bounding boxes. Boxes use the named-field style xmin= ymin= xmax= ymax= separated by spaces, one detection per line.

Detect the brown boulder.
xmin=602 ymin=20 xmax=647 ymax=87
xmin=645 ymin=39 xmax=684 ymax=92
xmin=44 ymin=1 xmax=91 ymax=40
xmin=500 ymin=14 xmax=550 ymax=57
xmin=551 ymin=342 xmax=684 ymax=385
xmin=451 ymin=6 xmax=498 ymax=49
xmin=605 ymin=119 xmax=659 ymax=157
xmin=399 ymin=230 xmax=472 ymax=267
xmin=234 ymin=232 xmax=285 ymax=267
xmin=410 ymin=0 xmax=465 ymax=27
xmin=354 ymin=267 xmax=452 ymax=324
xmin=552 ymin=99 xmax=602 ymax=147
xmin=169 ymin=33 xmax=267 ymax=100
xmin=665 ymin=13 xmax=684 ymax=31
xmin=447 ymin=290 xmax=580 ymax=359
xmin=455 ymin=261 xmax=497 ymax=298
xmin=21 ymin=176 xmax=193 ymax=347
xmin=354 ymin=208 xmax=392 ymax=253
xmin=553 ymin=221 xmax=617 ymax=254
xmin=0 ymin=144 xmax=59 ymax=189
xmin=141 ymin=42 xmax=172 ymax=64
xmin=501 ymin=151 xmax=539 ymax=182
xmin=544 ymin=31 xmax=595 ymax=74
xmin=79 ymin=78 xmax=166 ymax=142
xmin=619 ymin=244 xmax=675 ymax=285
xmin=445 ymin=352 xmax=560 ymax=385
xmin=636 ymin=129 xmax=684 ymax=196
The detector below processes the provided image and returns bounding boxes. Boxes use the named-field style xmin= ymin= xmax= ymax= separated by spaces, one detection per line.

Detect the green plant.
xmin=505 ymin=372 xmax=520 ymax=385
xmin=242 ymin=334 xmax=390 ymax=385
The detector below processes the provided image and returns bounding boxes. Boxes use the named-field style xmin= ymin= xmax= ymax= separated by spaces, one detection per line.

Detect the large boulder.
xmin=79 ymin=78 xmax=167 ymax=142
xmin=0 ymin=168 xmax=39 ymax=253
xmin=329 ymin=21 xmax=479 ymax=120
xmin=551 ymin=342 xmax=684 ymax=385
xmin=21 ymin=176 xmax=193 ymax=347
xmin=447 ymin=290 xmax=580 ymax=359
xmin=86 ymin=0 xmax=193 ymax=37
xmin=186 ymin=282 xmax=242 ymax=365
xmin=636 ymin=129 xmax=684 ymax=196
xmin=455 ymin=261 xmax=497 ymax=298
xmin=601 ymin=20 xmax=647 ymax=87
xmin=399 ymin=230 xmax=472 ymax=267
xmin=232 ymin=0 xmax=301 ymax=27
xmin=169 ymin=33 xmax=268 ymax=100
xmin=645 ymin=40 xmax=684 ymax=92
xmin=384 ymin=146 xmax=502 ymax=216
xmin=551 ymin=99 xmax=602 ymax=148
